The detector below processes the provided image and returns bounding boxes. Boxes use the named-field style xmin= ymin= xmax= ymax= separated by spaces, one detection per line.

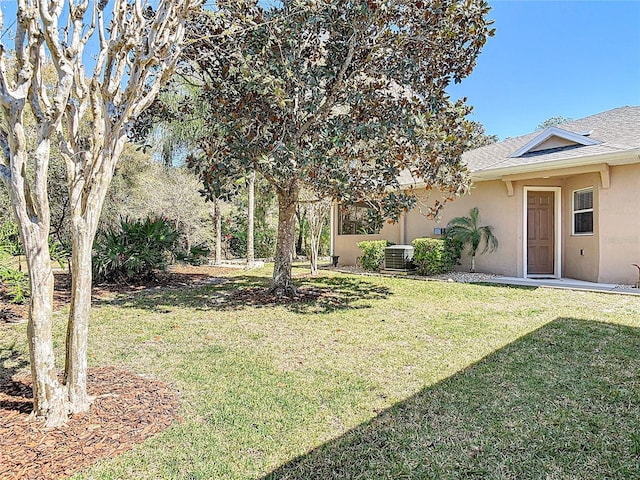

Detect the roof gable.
xmin=509 ymin=126 xmax=602 ymax=158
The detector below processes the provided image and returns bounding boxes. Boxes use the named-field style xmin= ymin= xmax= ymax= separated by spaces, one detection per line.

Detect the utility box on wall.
xmin=384 ymin=245 xmax=415 ymax=271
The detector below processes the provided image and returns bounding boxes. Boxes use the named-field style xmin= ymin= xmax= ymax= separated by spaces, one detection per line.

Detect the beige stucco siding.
xmin=332 ymin=203 xmax=401 ymax=266
xmin=597 ymin=163 xmax=640 ymax=284
xmin=404 ymin=181 xmax=518 ymax=275
xmin=562 ymin=172 xmax=600 ymax=282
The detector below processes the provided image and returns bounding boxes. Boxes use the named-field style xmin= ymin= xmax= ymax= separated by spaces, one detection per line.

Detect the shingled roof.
xmin=398 ymin=106 xmax=640 ymax=187
xmin=463 ymin=105 xmax=640 ymax=181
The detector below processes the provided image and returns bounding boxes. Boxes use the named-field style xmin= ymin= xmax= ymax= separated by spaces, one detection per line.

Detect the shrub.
xmin=93 ymin=216 xmax=180 ymax=283
xmin=0 ymin=221 xmax=29 ymax=303
xmin=224 ymin=213 xmax=277 ymax=259
xmin=176 ymin=242 xmax=211 ymax=266
xmin=357 ymin=240 xmax=392 ymax=271
xmin=0 ymin=265 xmax=29 ymax=304
xmin=411 ymin=237 xmax=462 ymax=276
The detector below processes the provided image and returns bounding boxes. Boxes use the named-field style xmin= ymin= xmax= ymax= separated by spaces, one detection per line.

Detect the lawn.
xmin=1 ymin=266 xmax=639 ymax=479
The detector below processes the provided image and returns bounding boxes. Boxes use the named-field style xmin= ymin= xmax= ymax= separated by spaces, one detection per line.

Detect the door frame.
xmin=523 ymin=186 xmax=562 ymax=279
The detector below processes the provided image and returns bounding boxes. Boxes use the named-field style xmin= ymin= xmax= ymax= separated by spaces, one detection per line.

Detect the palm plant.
xmin=446 ymin=207 xmax=498 ymax=273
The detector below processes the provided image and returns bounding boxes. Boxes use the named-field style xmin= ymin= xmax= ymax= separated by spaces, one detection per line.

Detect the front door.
xmin=527 ymin=191 xmax=554 ymax=275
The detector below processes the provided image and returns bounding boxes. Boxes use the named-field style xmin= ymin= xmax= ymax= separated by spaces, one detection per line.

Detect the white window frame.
xmin=572 ymin=187 xmax=594 ymax=236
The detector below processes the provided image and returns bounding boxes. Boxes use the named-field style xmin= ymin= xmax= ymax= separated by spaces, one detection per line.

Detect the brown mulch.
xmin=0 ymin=367 xmax=181 ymax=480
xmin=1 ymin=265 xmax=237 ymax=324
xmin=226 ymin=284 xmax=349 ymax=312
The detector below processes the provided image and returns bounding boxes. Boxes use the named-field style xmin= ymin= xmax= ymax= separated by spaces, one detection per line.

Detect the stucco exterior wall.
xmin=597 ymin=163 xmax=640 ymax=284
xmin=332 ymin=203 xmax=401 ymax=266
xmin=404 ymin=181 xmax=518 ymax=275
xmin=562 ymin=172 xmax=600 ymax=282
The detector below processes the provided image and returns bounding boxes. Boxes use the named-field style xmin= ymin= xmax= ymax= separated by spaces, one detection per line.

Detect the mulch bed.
xmin=0 ymin=367 xmax=180 ymax=480
xmin=0 ymin=265 xmax=236 ymax=324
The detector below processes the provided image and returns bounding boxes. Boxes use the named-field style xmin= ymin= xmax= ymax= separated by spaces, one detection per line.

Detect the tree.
xmin=537 ymin=116 xmax=573 ymax=130
xmin=446 ymin=206 xmax=498 ymax=273
xmin=0 ymin=0 xmax=200 ymax=427
xmin=468 ymin=121 xmax=499 ymax=148
xmin=246 ymin=170 xmax=256 ymax=264
xmin=185 ymin=0 xmax=494 ymax=295
xmin=306 ymin=198 xmax=331 ymax=276
xmin=106 ymin=161 xmax=217 ymax=254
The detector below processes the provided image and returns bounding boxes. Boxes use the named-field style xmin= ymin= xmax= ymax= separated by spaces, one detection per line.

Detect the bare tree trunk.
xmin=247 ymin=170 xmax=255 ymax=264
xmin=64 ymin=147 xmax=118 ymax=415
xmin=26 ymin=232 xmax=69 ymax=427
xmin=64 ymin=219 xmax=95 ymax=414
xmin=295 ymin=205 xmax=305 ymax=256
xmin=1 ymin=0 xmax=200 ymax=427
xmin=308 ymin=200 xmax=330 ymax=276
xmin=1 ymin=135 xmax=69 ymax=427
xmin=271 ymin=182 xmax=299 ymax=296
xmin=214 ymin=198 xmax=222 ymax=265
xmin=309 ymin=236 xmax=319 ymax=275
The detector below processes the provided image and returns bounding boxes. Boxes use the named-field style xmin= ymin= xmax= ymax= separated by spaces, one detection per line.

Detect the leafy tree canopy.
xmin=168 ymin=0 xmax=494 ymax=292
xmin=537 ymin=116 xmax=573 ymax=131
xmin=468 ymin=121 xmax=499 ymax=148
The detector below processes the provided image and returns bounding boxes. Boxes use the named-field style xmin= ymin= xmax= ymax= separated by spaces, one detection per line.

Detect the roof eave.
xmin=470 ymin=148 xmax=640 ymax=182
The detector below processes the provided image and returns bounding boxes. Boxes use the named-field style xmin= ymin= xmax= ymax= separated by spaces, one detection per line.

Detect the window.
xmin=338 ymin=203 xmax=382 ymax=235
xmin=573 ymin=188 xmax=593 ymax=235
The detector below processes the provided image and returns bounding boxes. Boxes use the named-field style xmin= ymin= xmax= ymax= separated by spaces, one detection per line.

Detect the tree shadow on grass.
xmin=0 ymin=347 xmax=32 ymax=414
xmin=262 ymin=318 xmax=640 ymax=480
xmin=96 ymin=274 xmax=393 ymax=315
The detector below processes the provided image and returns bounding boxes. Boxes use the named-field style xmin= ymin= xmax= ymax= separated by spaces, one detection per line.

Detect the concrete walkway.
xmin=488 ymin=276 xmax=640 ymax=296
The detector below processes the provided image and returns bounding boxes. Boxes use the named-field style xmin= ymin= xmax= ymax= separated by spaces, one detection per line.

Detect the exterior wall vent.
xmin=384 ymin=245 xmax=415 ymax=271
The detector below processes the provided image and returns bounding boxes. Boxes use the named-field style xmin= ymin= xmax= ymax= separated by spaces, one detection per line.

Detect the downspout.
xmin=330 ymin=201 xmax=335 ymax=256
xmin=399 ymin=212 xmax=406 ymax=244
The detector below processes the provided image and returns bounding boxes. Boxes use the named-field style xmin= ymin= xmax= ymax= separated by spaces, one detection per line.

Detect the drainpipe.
xmin=330 ymin=201 xmax=335 ymax=256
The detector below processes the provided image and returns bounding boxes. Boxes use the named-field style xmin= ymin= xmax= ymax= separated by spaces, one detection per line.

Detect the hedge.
xmin=411 ymin=237 xmax=462 ymax=275
xmin=357 ymin=240 xmax=392 ymax=271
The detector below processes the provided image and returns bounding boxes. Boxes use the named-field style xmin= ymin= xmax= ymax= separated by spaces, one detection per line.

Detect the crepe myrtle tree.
xmin=0 ymin=0 xmax=201 ymax=427
xmin=184 ymin=0 xmax=494 ymax=295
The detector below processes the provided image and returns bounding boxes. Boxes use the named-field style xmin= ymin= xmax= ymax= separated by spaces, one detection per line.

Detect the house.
xmin=331 ymin=106 xmax=640 ymax=285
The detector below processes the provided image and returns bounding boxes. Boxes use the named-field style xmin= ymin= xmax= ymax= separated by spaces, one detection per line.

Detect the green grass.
xmin=1 ymin=265 xmax=639 ymax=479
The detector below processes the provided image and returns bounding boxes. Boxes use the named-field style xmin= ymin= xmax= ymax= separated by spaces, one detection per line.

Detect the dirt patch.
xmin=0 ymin=367 xmax=180 ymax=480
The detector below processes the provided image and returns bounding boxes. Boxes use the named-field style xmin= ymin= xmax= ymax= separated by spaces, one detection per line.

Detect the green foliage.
xmin=176 ymin=243 xmax=211 ymax=266
xmin=48 ymin=238 xmax=70 ymax=270
xmin=93 ymin=217 xmax=180 ymax=283
xmin=0 ymin=265 xmax=29 ymax=304
xmin=0 ymin=221 xmax=29 ymax=303
xmin=537 ymin=116 xmax=573 ymax=131
xmin=357 ymin=240 xmax=392 ymax=272
xmin=446 ymin=207 xmax=498 ymax=272
xmin=0 ymin=220 xmax=22 ymax=256
xmin=224 ymin=212 xmax=277 ymax=259
xmin=176 ymin=0 xmax=493 ymax=289
xmin=411 ymin=237 xmax=462 ymax=276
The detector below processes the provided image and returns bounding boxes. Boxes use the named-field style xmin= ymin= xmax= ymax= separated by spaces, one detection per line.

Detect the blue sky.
xmin=448 ymin=0 xmax=640 ymax=139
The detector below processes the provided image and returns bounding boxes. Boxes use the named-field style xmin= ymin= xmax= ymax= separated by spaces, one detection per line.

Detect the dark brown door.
xmin=527 ymin=191 xmax=554 ymax=275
